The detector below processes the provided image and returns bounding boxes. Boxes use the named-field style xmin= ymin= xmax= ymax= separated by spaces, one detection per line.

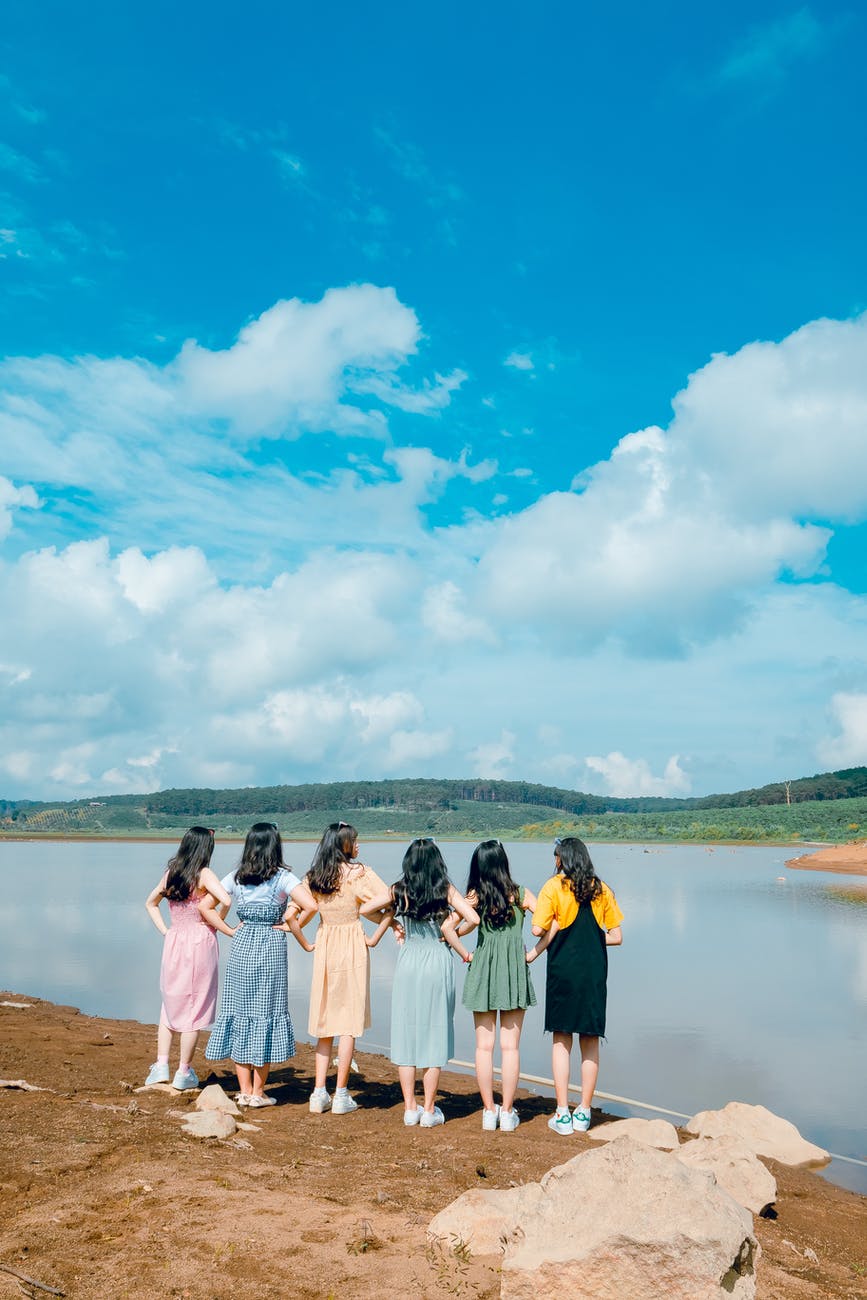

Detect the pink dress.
xmin=160 ymin=892 xmax=219 ymax=1032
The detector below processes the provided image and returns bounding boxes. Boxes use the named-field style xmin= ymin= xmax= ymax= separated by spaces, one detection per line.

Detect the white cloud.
xmin=174 ymin=284 xmax=423 ymax=436
xmin=2 ymin=299 xmax=867 ymax=801
xmin=504 ymin=351 xmax=534 ymax=371
xmin=718 ymin=8 xmax=824 ymax=85
xmin=421 ymin=581 xmax=495 ymax=645
xmin=472 ymin=314 xmax=867 ymax=648
xmin=0 ymin=475 xmax=39 ymax=540
xmin=386 ymin=728 xmax=452 ymax=768
xmin=817 ymin=694 xmax=867 ymax=769
xmin=352 ymin=367 xmax=467 ymax=413
xmin=468 ymin=731 xmax=516 ymax=779
xmin=585 ymin=751 xmax=691 ymax=797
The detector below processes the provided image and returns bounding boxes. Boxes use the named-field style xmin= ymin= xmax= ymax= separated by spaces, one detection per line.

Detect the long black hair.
xmin=164 ymin=826 xmax=215 ymax=901
xmin=235 ymin=822 xmax=284 ymax=886
xmin=308 ymin=822 xmax=357 ymax=897
xmin=467 ymin=840 xmax=519 ymax=930
xmin=556 ymin=837 xmax=602 ymax=905
xmin=391 ymin=838 xmax=451 ymax=923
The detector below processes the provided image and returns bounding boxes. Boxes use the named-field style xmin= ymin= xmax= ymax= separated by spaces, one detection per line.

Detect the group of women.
xmin=144 ymin=821 xmax=623 ymax=1132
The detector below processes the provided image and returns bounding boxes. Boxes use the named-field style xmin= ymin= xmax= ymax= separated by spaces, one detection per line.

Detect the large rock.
xmin=684 ymin=1102 xmax=829 ymax=1168
xmin=587 ymin=1117 xmax=680 ymax=1149
xmin=502 ymin=1137 xmax=758 ymax=1299
xmin=194 ymin=1083 xmax=241 ymax=1116
xmin=675 ymin=1136 xmax=777 ymax=1215
xmin=428 ymin=1183 xmax=546 ymax=1255
xmin=181 ymin=1111 xmax=237 ymax=1140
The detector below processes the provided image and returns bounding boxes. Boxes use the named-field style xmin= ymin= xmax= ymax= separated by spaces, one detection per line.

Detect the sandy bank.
xmin=786 ymin=841 xmax=867 ymax=875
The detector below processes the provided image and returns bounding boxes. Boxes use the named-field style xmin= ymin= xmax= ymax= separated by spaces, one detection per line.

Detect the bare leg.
xmin=250 ymin=1064 xmax=270 ymax=1098
xmin=578 ymin=1034 xmax=599 ymax=1110
xmin=335 ymin=1034 xmax=355 ymax=1091
xmin=499 ymin=1009 xmax=525 ymax=1113
xmin=398 ymin=1065 xmax=417 ymax=1111
xmin=179 ymin=1029 xmax=199 ymax=1070
xmin=236 ymin=1064 xmax=253 ymax=1096
xmin=552 ymin=1032 xmax=573 ymax=1108
xmin=314 ymin=1037 xmax=334 ymax=1090
xmin=473 ymin=1012 xmax=496 ymax=1112
xmin=157 ymin=1019 xmax=174 ymax=1059
xmin=421 ymin=1066 xmax=441 ymax=1113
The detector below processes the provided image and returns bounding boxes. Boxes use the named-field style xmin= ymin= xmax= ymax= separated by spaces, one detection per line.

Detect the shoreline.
xmin=0 ymin=993 xmax=864 ymax=1299
xmin=785 ymin=841 xmax=867 ymax=877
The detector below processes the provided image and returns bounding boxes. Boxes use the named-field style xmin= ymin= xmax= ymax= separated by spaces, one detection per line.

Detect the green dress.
xmin=461 ymin=886 xmax=537 ymax=1013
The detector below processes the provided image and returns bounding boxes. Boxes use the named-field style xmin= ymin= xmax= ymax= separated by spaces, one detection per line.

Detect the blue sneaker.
xmin=572 ymin=1106 xmax=592 ymax=1133
xmin=172 ymin=1066 xmax=199 ymax=1091
xmin=145 ymin=1062 xmax=170 ymax=1086
xmin=548 ymin=1110 xmax=574 ymax=1136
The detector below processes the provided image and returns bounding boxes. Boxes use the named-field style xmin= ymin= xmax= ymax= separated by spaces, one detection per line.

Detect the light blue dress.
xmin=389 ymin=915 xmax=455 ymax=1068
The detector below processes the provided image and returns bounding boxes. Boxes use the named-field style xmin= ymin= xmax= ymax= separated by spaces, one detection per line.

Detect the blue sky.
xmin=1 ymin=1 xmax=866 ymax=801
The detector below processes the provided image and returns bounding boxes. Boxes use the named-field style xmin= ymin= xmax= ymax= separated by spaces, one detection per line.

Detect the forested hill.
xmin=4 ymin=766 xmax=867 ymax=819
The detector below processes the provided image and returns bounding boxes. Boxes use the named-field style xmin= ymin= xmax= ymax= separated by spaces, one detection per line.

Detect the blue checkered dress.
xmin=205 ymin=878 xmax=295 ymax=1067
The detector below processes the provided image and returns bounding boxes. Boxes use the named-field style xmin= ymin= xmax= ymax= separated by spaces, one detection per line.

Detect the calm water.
xmin=1 ymin=839 xmax=864 ymax=1193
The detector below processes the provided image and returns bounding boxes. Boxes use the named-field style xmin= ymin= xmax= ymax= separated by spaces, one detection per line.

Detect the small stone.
xmin=587 ymin=1117 xmax=680 ymax=1149
xmin=180 ymin=1111 xmax=237 ymax=1140
xmin=194 ymin=1083 xmax=241 ymax=1116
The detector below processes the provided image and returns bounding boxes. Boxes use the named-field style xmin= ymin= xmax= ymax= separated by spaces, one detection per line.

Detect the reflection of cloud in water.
xmin=670 ymin=886 xmax=688 ymax=936
xmin=829 ymin=914 xmax=867 ymax=1005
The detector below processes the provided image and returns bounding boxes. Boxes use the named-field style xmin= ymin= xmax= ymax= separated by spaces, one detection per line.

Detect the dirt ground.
xmin=0 ymin=996 xmax=864 ymax=1300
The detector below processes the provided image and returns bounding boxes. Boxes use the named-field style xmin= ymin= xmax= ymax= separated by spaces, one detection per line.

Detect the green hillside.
xmin=2 ymin=769 xmax=866 ymax=842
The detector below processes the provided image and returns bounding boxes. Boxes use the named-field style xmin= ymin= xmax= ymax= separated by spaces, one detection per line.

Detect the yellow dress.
xmin=307 ymin=863 xmax=387 ymax=1039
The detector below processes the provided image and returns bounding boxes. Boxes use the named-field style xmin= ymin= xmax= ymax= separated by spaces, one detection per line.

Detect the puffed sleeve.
xmin=531 ymin=877 xmax=557 ymax=931
xmin=354 ymin=864 xmax=388 ymax=903
xmin=599 ymin=883 xmax=624 ymax=930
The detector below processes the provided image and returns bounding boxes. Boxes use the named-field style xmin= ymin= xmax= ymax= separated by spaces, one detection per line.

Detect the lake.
xmin=1 ymin=838 xmax=864 ymax=1193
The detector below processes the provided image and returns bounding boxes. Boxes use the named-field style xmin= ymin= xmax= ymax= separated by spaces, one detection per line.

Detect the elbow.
xmin=531 ymin=925 xmax=543 ymax=937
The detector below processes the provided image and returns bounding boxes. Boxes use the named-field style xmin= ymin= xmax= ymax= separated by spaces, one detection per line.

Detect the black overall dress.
xmin=544 ymin=896 xmax=608 ymax=1037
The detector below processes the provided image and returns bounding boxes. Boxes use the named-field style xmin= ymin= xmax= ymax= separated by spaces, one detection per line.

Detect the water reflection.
xmin=0 ymin=838 xmax=864 ymax=1193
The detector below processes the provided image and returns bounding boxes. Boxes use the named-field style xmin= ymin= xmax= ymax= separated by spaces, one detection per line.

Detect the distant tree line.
xmin=4 ymin=766 xmax=867 ymax=820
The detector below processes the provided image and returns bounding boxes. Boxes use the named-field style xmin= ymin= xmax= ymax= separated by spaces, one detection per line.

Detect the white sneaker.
xmin=309 ymin=1089 xmax=332 ymax=1114
xmin=245 ymin=1093 xmax=276 ymax=1108
xmin=403 ymin=1105 xmax=423 ymax=1126
xmin=481 ymin=1105 xmax=500 ymax=1131
xmin=332 ymin=1091 xmax=359 ymax=1115
xmin=572 ymin=1106 xmax=592 ymax=1132
xmin=548 ymin=1110 xmax=574 ymax=1136
xmin=171 ymin=1066 xmax=199 ymax=1091
xmin=499 ymin=1108 xmax=520 ymax=1132
xmin=419 ymin=1106 xmax=445 ymax=1128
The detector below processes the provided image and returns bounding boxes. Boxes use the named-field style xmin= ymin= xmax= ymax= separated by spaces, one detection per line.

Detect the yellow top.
xmin=532 ymin=874 xmax=623 ymax=933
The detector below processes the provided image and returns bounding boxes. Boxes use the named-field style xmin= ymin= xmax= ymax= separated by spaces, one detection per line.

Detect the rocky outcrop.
xmin=430 ymin=1136 xmax=759 ymax=1298
xmin=428 ymin=1182 xmax=546 ymax=1255
xmin=685 ymin=1102 xmax=829 ymax=1168
xmin=675 ymin=1135 xmax=777 ymax=1215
